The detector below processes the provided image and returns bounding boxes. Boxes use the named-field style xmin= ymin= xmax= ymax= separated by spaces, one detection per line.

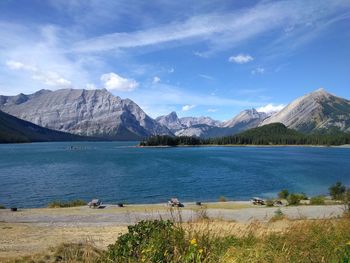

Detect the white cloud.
xmin=257 ymin=103 xmax=285 ymax=113
xmin=251 ymin=67 xmax=265 ymax=75
xmin=6 ymin=60 xmax=37 ymax=71
xmin=100 ymin=72 xmax=138 ymax=91
xmin=207 ymin=108 xmax=217 ymax=112
xmin=152 ymin=76 xmax=161 ymax=83
xmin=228 ymin=54 xmax=254 ymax=64
xmin=6 ymin=60 xmax=72 ymax=88
xmin=182 ymin=104 xmax=196 ymax=112
xmin=32 ymin=71 xmax=72 ymax=88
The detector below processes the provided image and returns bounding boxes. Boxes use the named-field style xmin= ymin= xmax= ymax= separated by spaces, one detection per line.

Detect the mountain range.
xmin=157 ymin=88 xmax=350 ymax=137
xmin=0 ymin=88 xmax=349 ymax=142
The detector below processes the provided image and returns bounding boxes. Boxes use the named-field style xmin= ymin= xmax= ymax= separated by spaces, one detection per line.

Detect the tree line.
xmin=140 ymin=123 xmax=350 ymax=146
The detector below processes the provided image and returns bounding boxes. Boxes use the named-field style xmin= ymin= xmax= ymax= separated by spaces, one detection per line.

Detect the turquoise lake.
xmin=0 ymin=141 xmax=349 ymax=208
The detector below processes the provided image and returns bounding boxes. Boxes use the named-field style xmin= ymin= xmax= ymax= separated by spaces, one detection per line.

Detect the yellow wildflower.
xmin=347 ymin=241 xmax=350 ymax=246
xmin=190 ymin=238 xmax=197 ymax=245
xmin=199 ymin=249 xmax=203 ymax=254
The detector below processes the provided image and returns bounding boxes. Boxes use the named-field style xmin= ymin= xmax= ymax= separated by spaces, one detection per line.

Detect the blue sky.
xmin=0 ymin=0 xmax=349 ymax=120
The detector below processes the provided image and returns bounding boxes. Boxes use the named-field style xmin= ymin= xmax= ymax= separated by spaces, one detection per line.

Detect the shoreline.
xmin=0 ymin=200 xmax=342 ymax=215
xmin=137 ymin=144 xmax=350 ymax=148
xmin=1 ymin=196 xmax=340 ymax=210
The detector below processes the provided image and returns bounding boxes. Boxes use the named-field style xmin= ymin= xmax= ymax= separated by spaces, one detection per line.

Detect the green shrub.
xmin=48 ymin=199 xmax=86 ymax=208
xmin=287 ymin=193 xmax=305 ymax=205
xmin=265 ymin=199 xmax=274 ymax=207
xmin=278 ymin=189 xmax=289 ymax=199
xmin=329 ymin=181 xmax=346 ymax=200
xmin=105 ymin=220 xmax=180 ymax=262
xmin=310 ymin=195 xmax=325 ymax=205
xmin=0 ymin=204 xmax=6 ymax=209
xmin=104 ymin=219 xmax=235 ymax=262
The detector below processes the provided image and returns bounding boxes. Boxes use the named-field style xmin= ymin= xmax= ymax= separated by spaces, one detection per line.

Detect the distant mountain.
xmin=0 ymin=110 xmax=90 ymax=143
xmin=156 ymin=112 xmax=184 ymax=131
xmin=0 ymin=89 xmax=172 ymax=140
xmin=260 ymin=89 xmax=350 ymax=133
xmin=156 ymin=112 xmax=221 ymax=137
xmin=180 ymin=116 xmax=221 ymax=128
xmin=222 ymin=108 xmax=268 ymax=130
xmin=157 ymin=108 xmax=269 ymax=138
xmin=175 ymin=124 xmax=214 ymax=137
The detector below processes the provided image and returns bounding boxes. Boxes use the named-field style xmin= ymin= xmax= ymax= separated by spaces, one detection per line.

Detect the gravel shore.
xmin=0 ymin=203 xmax=344 ymax=226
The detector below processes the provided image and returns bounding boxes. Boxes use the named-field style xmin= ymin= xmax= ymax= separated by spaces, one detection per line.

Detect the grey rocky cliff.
xmin=260 ymin=88 xmax=350 ymax=133
xmin=0 ymin=88 xmax=172 ymax=139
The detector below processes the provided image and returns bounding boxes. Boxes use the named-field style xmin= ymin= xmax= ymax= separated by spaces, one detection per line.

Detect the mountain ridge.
xmin=260 ymin=88 xmax=350 ymax=133
xmin=0 ymin=88 xmax=172 ymax=140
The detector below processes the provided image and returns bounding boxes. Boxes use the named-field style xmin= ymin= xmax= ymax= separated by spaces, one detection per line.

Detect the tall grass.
xmin=221 ymin=219 xmax=350 ymax=263
xmin=8 ymin=217 xmax=350 ymax=262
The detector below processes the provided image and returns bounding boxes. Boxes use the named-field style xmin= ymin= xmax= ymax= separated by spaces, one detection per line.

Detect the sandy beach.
xmin=0 ymin=202 xmax=345 ymax=259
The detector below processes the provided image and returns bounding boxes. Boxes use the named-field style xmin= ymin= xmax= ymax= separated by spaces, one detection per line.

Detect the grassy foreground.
xmin=8 ymin=216 xmax=350 ymax=263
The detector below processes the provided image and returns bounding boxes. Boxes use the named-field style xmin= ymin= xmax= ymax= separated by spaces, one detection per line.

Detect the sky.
xmin=0 ymin=0 xmax=349 ymax=120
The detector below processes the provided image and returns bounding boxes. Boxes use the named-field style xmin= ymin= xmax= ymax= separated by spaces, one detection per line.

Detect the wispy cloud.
xmin=72 ymin=0 xmax=350 ymax=55
xmin=182 ymin=104 xmax=196 ymax=112
xmin=0 ymin=23 xmax=94 ymax=93
xmin=228 ymin=54 xmax=253 ymax=64
xmin=6 ymin=60 xmax=73 ymax=88
xmin=198 ymin=74 xmax=214 ymax=80
xmin=251 ymin=67 xmax=265 ymax=75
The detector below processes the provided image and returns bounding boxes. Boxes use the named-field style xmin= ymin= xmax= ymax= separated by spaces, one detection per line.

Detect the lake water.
xmin=0 ymin=142 xmax=349 ymax=208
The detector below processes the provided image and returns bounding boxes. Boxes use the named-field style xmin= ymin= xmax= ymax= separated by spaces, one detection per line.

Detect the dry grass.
xmin=3 ymin=241 xmax=103 ymax=263
xmin=0 ymin=223 xmax=127 ymax=260
xmin=220 ymin=218 xmax=350 ymax=263
xmin=2 ymin=218 xmax=350 ymax=262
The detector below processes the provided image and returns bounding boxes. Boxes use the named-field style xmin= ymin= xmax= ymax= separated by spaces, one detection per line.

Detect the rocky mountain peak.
xmin=223 ymin=108 xmax=267 ymax=128
xmin=168 ymin=111 xmax=178 ymax=120
xmin=260 ymin=88 xmax=350 ymax=133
